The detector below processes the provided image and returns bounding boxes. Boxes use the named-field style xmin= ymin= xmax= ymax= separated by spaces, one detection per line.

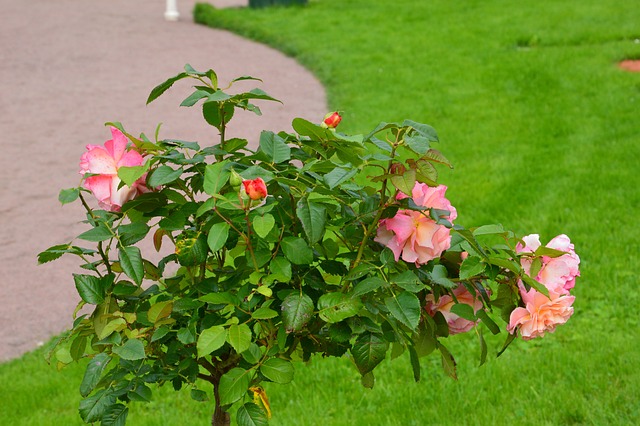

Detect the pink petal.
xmin=104 ymin=127 xmax=128 ymax=164
xmin=84 ymin=175 xmax=114 ymax=206
xmin=117 ymin=149 xmax=144 ymax=168
xmin=385 ymin=212 xmax=418 ymax=242
xmin=80 ymin=146 xmax=117 ymax=175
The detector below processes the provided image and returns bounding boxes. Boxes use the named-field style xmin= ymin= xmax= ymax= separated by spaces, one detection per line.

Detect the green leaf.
xmin=117 ymin=164 xmax=148 ymax=187
xmin=58 ymin=188 xmax=79 ymax=205
xmin=180 ymin=89 xmax=210 ymax=107
xmin=281 ymin=293 xmax=314 ymax=333
xmin=148 ymin=165 xmax=183 ymax=187
xmin=318 ymin=293 xmax=362 ymax=323
xmin=390 ymin=169 xmax=416 ymax=196
xmin=73 ymin=274 xmax=107 ymax=304
xmin=281 ymin=237 xmax=313 ymax=265
xmin=80 ymin=353 xmax=111 ymax=397
xmin=113 ymin=339 xmax=145 ymax=360
xmin=522 ymin=274 xmax=550 ymax=298
xmin=459 ymin=256 xmax=485 ymax=280
xmin=177 ymin=326 xmax=197 ymax=345
xmin=128 ymin=383 xmax=152 ymax=402
xmin=101 ymin=404 xmax=128 ymax=426
xmin=252 ymin=307 xmax=278 ymax=320
xmin=391 ymin=271 xmax=423 ymax=292
xmin=361 ymin=371 xmax=375 ymax=389
xmin=478 ymin=328 xmax=488 ymax=367
xmin=324 ymin=167 xmax=358 ymax=190
xmin=237 ymin=403 xmax=269 ymax=426
xmin=403 ymin=120 xmax=439 ymax=141
xmin=78 ymin=224 xmax=113 ymax=242
xmin=147 ymin=72 xmax=188 ymax=104
xmin=450 ymin=303 xmax=476 ymax=321
xmin=190 ymin=389 xmax=209 ymax=402
xmin=351 ymin=332 xmax=388 ymax=375
xmin=207 ymin=222 xmax=230 ymax=252
xmin=476 ymin=309 xmax=501 ymax=335
xmin=439 ymin=343 xmax=457 ymax=380
xmin=199 ymin=292 xmax=239 ymax=305
xmin=203 ymin=161 xmax=230 ymax=196
xmin=147 ymin=300 xmax=173 ymax=324
xmin=296 ymin=197 xmax=327 ymax=244
xmin=404 ymin=134 xmax=431 ymax=155
xmin=176 ymin=234 xmax=208 ymax=266
xmin=270 ymin=257 xmax=292 ymax=282
xmin=385 ymin=291 xmax=421 ymax=330
xmin=197 ymin=326 xmax=227 ymax=358
xmin=259 ymin=131 xmax=290 ymax=163
xmin=119 ymin=246 xmax=144 ymax=285
xmin=353 ymin=277 xmax=386 ymax=297
xmin=219 ymin=367 xmax=251 ymax=406
xmin=260 ymin=358 xmax=294 ymax=384
xmin=202 ymin=101 xmax=235 ymax=130
xmin=252 ymin=214 xmax=275 ymax=239
xmin=414 ymin=326 xmax=437 ymax=357
xmin=424 ymin=148 xmax=452 ymax=168
xmin=408 ymin=345 xmax=421 ymax=382
xmin=534 ymin=246 xmax=569 ymax=258
xmin=292 ymin=117 xmax=334 ymax=141
xmin=429 ymin=264 xmax=456 ymax=288
xmin=497 ymin=332 xmax=517 ymax=357
xmin=346 ymin=263 xmax=376 ymax=280
xmin=79 ymin=390 xmax=116 ymax=423
xmin=473 ymin=224 xmax=505 ymax=236
xmin=226 ymin=324 xmax=252 ymax=354
xmin=118 ymin=222 xmax=150 ymax=246
xmin=38 ymin=244 xmax=94 ymax=264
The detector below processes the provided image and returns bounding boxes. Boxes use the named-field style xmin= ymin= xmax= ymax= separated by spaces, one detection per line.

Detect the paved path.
xmin=0 ymin=0 xmax=326 ymax=361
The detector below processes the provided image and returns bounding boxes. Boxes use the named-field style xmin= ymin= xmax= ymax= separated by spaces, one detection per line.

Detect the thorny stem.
xmin=78 ymin=192 xmax=112 ymax=274
xmin=351 ymin=142 xmax=399 ymax=272
xmin=244 ymin=212 xmax=260 ymax=272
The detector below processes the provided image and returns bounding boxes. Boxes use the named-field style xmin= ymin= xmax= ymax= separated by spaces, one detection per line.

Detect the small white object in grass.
xmin=37 ymin=341 xmax=44 ymax=347
xmin=165 ymin=0 xmax=180 ymax=21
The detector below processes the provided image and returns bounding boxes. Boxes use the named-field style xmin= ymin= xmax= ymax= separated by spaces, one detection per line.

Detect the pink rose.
xmin=321 ymin=111 xmax=342 ymax=129
xmin=79 ymin=127 xmax=147 ymax=212
xmin=425 ymin=284 xmax=483 ymax=334
xmin=507 ymin=283 xmax=575 ymax=340
xmin=517 ymin=234 xmax=580 ymax=296
xmin=375 ymin=183 xmax=457 ymax=265
xmin=242 ymin=178 xmax=268 ymax=201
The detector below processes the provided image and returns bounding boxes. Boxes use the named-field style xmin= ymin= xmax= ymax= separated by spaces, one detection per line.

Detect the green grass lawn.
xmin=3 ymin=0 xmax=640 ymax=424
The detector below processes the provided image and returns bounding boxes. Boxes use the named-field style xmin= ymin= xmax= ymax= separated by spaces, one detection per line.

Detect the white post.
xmin=165 ymin=0 xmax=180 ymax=21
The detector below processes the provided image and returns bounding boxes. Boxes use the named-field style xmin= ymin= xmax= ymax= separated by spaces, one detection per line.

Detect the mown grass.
xmin=3 ymin=0 xmax=640 ymax=424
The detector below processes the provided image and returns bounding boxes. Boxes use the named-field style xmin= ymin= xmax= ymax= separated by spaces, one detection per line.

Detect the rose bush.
xmin=40 ymin=65 xmax=581 ymax=426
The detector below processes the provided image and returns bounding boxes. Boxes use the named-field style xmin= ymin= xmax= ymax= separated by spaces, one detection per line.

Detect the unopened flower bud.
xmin=389 ymin=162 xmax=406 ymax=175
xmin=242 ymin=178 xmax=268 ymax=201
xmin=321 ymin=112 xmax=342 ymax=129
xmin=229 ymin=168 xmax=243 ymax=190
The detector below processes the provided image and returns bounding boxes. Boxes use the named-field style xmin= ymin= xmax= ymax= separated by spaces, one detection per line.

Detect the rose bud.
xmin=389 ymin=162 xmax=406 ymax=175
xmin=242 ymin=178 xmax=268 ymax=201
xmin=321 ymin=111 xmax=342 ymax=129
xmin=229 ymin=168 xmax=243 ymax=190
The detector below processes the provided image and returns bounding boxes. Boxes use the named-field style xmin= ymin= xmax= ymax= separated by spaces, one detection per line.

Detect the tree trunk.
xmin=211 ymin=376 xmax=230 ymax=426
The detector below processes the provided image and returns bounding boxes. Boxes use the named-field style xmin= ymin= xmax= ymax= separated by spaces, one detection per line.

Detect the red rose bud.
xmin=322 ymin=111 xmax=342 ymax=129
xmin=242 ymin=178 xmax=268 ymax=201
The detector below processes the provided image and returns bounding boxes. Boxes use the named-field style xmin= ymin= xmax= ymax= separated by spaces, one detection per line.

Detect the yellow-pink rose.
xmin=517 ymin=234 xmax=580 ymax=297
xmin=425 ymin=284 xmax=483 ymax=335
xmin=375 ymin=183 xmax=456 ymax=265
xmin=507 ymin=283 xmax=575 ymax=340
